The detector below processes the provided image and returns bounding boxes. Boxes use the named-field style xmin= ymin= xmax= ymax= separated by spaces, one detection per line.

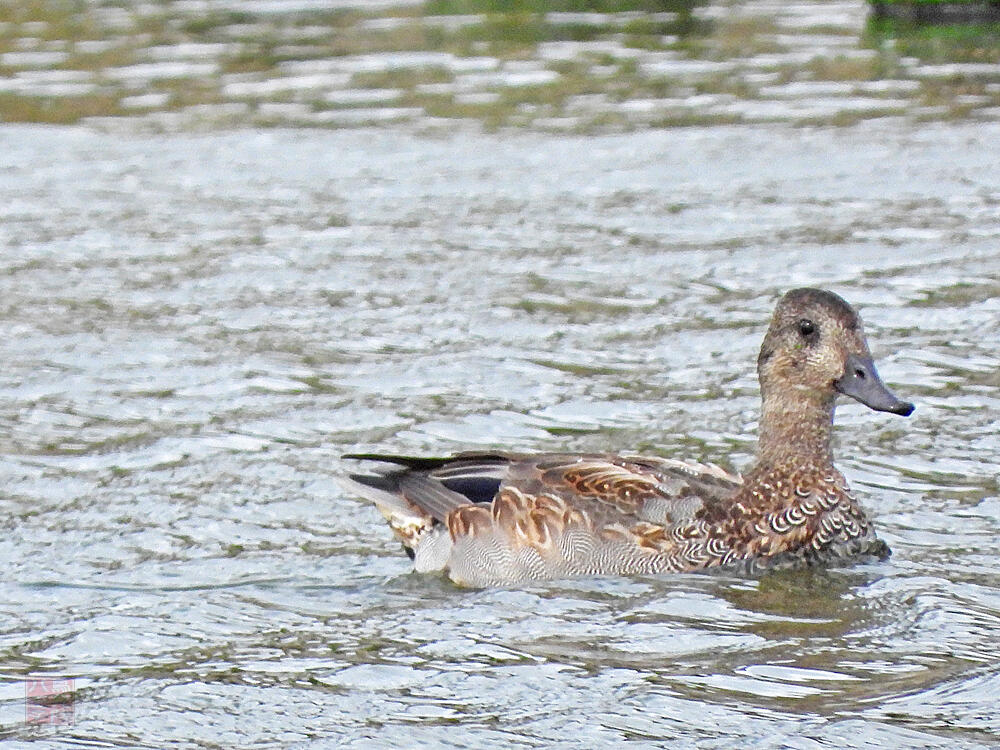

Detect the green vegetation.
xmin=874 ymin=0 xmax=994 ymax=5
xmin=866 ymin=17 xmax=1000 ymax=59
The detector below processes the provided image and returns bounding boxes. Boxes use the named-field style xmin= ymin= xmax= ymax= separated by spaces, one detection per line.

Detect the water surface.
xmin=1 ymin=1 xmax=1000 ymax=748
xmin=1 ymin=122 xmax=998 ymax=747
xmin=1 ymin=0 xmax=999 ymax=129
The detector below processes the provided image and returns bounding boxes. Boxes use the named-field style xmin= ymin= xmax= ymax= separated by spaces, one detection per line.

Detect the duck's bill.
xmin=835 ymin=354 xmax=915 ymax=416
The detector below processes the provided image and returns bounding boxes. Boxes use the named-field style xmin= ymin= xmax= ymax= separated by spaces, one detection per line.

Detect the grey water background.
xmin=2 ymin=2 xmax=1000 ymax=749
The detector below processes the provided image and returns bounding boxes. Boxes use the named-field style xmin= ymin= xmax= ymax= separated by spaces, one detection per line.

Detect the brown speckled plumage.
xmin=343 ymin=288 xmax=912 ymax=587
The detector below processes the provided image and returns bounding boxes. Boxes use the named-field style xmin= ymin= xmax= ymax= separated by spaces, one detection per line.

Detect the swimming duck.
xmin=343 ymin=288 xmax=913 ymax=587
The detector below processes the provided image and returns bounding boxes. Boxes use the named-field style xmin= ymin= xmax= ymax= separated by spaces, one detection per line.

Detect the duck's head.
xmin=758 ymin=288 xmax=914 ymax=417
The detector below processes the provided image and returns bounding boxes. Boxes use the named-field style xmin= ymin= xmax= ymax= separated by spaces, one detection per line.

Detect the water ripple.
xmin=1 ymin=121 xmax=999 ymax=746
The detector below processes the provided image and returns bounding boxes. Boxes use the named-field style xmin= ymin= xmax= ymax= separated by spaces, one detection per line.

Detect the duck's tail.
xmin=336 ymin=471 xmax=433 ymax=560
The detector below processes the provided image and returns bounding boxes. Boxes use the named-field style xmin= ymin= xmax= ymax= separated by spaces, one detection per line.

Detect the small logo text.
xmin=25 ymin=677 xmax=75 ymax=726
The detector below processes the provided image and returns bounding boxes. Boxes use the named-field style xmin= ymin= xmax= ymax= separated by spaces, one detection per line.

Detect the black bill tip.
xmin=889 ymin=399 xmax=915 ymax=417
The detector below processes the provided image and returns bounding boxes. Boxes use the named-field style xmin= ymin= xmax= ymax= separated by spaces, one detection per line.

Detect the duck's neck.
xmin=755 ymin=390 xmax=836 ymax=470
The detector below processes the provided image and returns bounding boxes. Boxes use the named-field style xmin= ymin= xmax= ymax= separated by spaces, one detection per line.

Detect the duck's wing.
xmin=343 ymin=451 xmax=742 ymax=558
xmin=499 ymin=454 xmax=742 ymax=527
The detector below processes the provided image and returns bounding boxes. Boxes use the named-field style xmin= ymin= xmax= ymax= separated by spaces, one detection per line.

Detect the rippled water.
xmin=1 ymin=0 xmax=999 ymax=129
xmin=2 ymin=3 xmax=1000 ymax=749
xmin=1 ymin=121 xmax=998 ymax=747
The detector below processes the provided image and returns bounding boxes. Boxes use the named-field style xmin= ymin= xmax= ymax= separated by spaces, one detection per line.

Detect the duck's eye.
xmin=798 ymin=319 xmax=816 ymax=337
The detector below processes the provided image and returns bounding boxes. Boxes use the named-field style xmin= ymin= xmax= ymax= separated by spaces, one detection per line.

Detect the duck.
xmin=342 ymin=288 xmax=914 ymax=587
